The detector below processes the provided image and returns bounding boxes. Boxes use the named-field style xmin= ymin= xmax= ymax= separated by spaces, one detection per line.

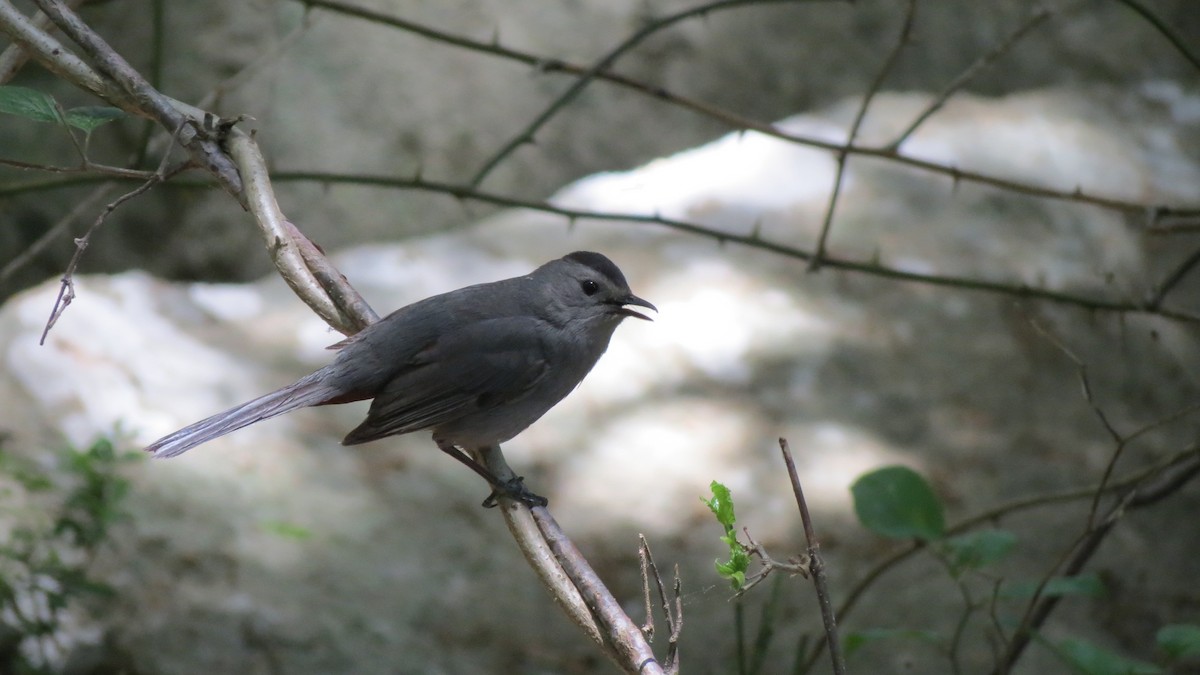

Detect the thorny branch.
xmin=294 ymin=0 xmax=1200 ymax=217
xmin=268 ymin=172 xmax=1200 ymax=323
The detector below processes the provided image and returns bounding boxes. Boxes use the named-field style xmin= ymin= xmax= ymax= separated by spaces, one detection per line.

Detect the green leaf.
xmin=851 ymin=466 xmax=945 ymax=541
xmin=1157 ymin=624 xmax=1200 ymax=661
xmin=944 ymin=528 xmax=1017 ymax=575
xmin=65 ymin=105 xmax=126 ymax=133
xmin=0 ymin=85 xmax=63 ymax=124
xmin=261 ymin=520 xmax=313 ymax=541
xmin=702 ymin=480 xmax=737 ymax=528
xmin=843 ymin=628 xmax=942 ymax=658
xmin=1049 ymin=637 xmax=1161 ymax=675
xmin=1002 ymin=574 xmax=1107 ymax=600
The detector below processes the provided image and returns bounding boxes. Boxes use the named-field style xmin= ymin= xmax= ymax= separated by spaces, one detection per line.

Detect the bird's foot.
xmin=481 ymin=475 xmax=548 ymax=509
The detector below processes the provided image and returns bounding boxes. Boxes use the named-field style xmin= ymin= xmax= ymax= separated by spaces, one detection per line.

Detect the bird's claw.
xmin=481 ymin=475 xmax=548 ymax=509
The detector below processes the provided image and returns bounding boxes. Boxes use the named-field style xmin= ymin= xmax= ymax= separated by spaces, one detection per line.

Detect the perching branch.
xmin=0 ymin=5 xmax=669 ymax=672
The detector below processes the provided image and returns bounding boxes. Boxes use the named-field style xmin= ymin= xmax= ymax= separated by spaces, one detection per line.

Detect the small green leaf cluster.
xmin=702 ymin=480 xmax=751 ymax=590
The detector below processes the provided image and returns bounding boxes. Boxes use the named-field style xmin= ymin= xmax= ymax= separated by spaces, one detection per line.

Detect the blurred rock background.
xmin=1 ymin=0 xmax=1200 ymax=673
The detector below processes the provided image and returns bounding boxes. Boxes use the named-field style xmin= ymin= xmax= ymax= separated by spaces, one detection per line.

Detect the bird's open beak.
xmin=615 ymin=293 xmax=657 ymax=321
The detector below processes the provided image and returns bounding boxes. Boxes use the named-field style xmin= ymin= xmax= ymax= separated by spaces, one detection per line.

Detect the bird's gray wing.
xmin=341 ymin=317 xmax=549 ymax=445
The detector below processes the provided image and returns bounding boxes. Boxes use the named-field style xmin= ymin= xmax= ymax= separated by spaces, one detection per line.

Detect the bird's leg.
xmin=433 ymin=438 xmax=548 ymax=508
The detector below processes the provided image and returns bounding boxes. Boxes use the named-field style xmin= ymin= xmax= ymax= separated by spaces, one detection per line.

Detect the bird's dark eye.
xmin=580 ymin=279 xmax=599 ymax=296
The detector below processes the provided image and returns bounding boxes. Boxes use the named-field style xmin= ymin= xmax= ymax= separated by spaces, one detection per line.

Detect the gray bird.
xmin=144 ymin=251 xmax=655 ymax=506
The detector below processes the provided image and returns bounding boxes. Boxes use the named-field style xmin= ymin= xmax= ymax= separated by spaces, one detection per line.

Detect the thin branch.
xmin=471 ymin=448 xmax=606 ymax=650
xmin=887 ymin=8 xmax=1053 ymax=149
xmin=1112 ymin=0 xmax=1200 ymax=73
xmin=1148 ymin=246 xmax=1200 ymax=309
xmin=0 ymin=157 xmax=157 ymax=179
xmin=810 ymin=0 xmax=916 ymax=271
xmin=779 ymin=438 xmax=845 ymax=675
xmin=739 ymin=528 xmax=810 ymax=594
xmin=268 ymin=172 xmax=1200 ymax=324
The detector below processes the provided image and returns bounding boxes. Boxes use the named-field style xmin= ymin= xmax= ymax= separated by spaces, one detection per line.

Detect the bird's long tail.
xmin=145 ymin=371 xmax=343 ymax=459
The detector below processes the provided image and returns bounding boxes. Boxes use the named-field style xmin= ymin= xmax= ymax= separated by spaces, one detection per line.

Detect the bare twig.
xmin=739 ymin=529 xmax=810 ymax=594
xmin=1148 ymin=247 xmax=1200 ymax=309
xmin=39 ymin=141 xmax=189 ymax=344
xmin=0 ymin=157 xmax=159 ymax=179
xmin=810 ymin=0 xmax=916 ymax=270
xmin=469 ymin=446 xmax=665 ymax=674
xmin=1026 ymin=323 xmax=1125 ymax=527
xmin=638 ymin=535 xmax=682 ymax=674
xmin=779 ymin=438 xmax=845 ymax=675
xmin=0 ymin=1 xmax=124 ymax=103
xmin=638 ymin=542 xmax=656 ymax=641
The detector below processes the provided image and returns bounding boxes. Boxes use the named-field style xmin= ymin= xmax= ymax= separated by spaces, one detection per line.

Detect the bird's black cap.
xmin=564 ymin=251 xmax=629 ymax=288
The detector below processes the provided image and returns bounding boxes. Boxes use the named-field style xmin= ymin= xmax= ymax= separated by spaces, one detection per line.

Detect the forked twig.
xmin=638 ymin=535 xmax=682 ymax=674
xmin=810 ymin=0 xmax=916 ymax=270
